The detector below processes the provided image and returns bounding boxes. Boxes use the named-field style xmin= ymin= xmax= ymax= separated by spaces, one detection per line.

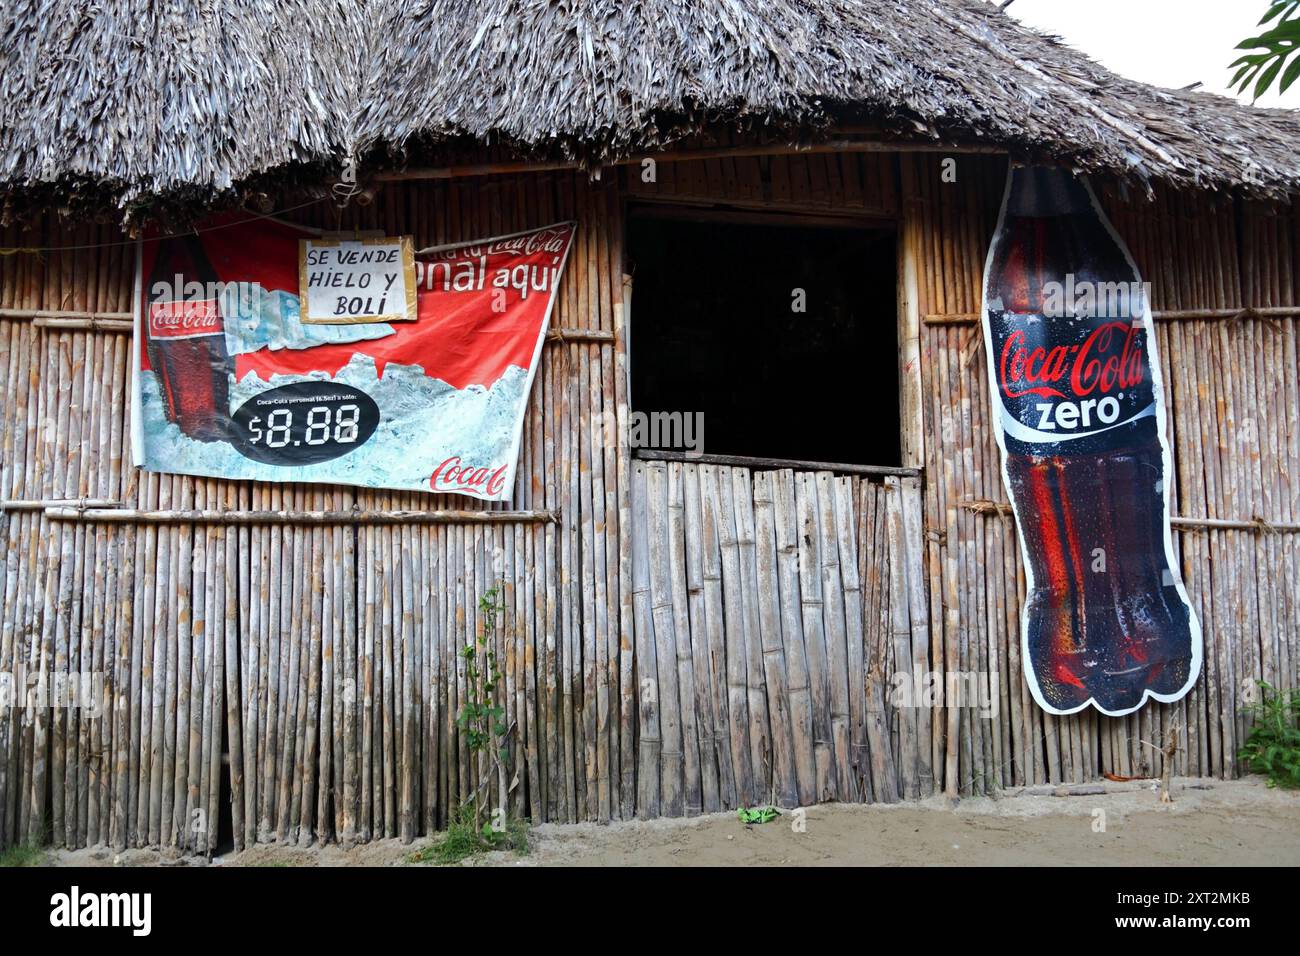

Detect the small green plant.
xmin=455 ymin=584 xmax=516 ymax=837
xmin=407 ymin=803 xmax=530 ymax=865
xmin=1238 ymin=680 xmax=1300 ymax=789
xmin=406 ymin=583 xmax=528 ymax=866
xmin=0 ymin=843 xmax=47 ymax=867
xmin=737 ymin=806 xmax=780 ymax=825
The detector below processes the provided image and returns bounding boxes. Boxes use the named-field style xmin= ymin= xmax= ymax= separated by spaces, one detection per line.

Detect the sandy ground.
xmin=32 ymin=777 xmax=1300 ymax=867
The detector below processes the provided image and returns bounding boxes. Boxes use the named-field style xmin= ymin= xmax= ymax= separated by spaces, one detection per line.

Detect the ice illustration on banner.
xmin=220 ymin=283 xmax=396 ymax=356
xmin=139 ymin=355 xmax=531 ymax=492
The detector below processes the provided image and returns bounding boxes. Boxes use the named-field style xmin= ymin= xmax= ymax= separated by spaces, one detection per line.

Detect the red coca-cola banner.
xmin=979 ymin=165 xmax=1201 ymax=717
xmin=132 ymin=215 xmax=575 ymax=501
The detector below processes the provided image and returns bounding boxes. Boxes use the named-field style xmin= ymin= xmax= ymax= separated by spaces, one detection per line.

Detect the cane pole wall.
xmin=0 ymin=151 xmax=1296 ymax=851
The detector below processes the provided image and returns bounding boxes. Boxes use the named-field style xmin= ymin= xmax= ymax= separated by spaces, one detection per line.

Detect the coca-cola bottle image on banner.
xmin=980 ymin=164 xmax=1201 ymax=716
xmin=145 ymin=234 xmax=232 ymax=442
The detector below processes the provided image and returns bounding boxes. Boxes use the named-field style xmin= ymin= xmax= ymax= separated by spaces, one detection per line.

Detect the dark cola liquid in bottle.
xmin=980 ymin=165 xmax=1200 ymax=716
xmin=145 ymin=234 xmax=232 ymax=442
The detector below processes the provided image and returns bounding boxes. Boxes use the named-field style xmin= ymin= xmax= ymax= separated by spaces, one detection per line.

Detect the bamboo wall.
xmin=0 ymin=150 xmax=1295 ymax=852
xmin=631 ymin=463 xmax=927 ymax=812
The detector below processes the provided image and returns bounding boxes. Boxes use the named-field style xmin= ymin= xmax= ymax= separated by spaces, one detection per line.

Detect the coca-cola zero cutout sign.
xmin=979 ymin=165 xmax=1201 ymax=717
xmin=132 ymin=215 xmax=575 ymax=501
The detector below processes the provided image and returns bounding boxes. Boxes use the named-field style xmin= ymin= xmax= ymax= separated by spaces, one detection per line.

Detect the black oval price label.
xmin=231 ymin=381 xmax=379 ymax=466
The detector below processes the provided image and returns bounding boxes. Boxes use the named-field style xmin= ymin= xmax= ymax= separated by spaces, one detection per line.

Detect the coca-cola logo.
xmin=421 ymin=226 xmax=571 ymax=265
xmin=148 ymin=299 xmax=222 ymax=339
xmin=999 ymin=321 xmax=1144 ymax=401
xmin=430 ymin=456 xmax=509 ymax=498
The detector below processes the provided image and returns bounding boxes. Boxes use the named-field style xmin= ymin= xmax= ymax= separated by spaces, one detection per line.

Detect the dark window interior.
xmin=628 ymin=211 xmax=900 ymax=466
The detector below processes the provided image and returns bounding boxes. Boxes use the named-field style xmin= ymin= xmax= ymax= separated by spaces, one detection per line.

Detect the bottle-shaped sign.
xmin=980 ymin=164 xmax=1201 ymax=716
xmin=145 ymin=235 xmax=232 ymax=442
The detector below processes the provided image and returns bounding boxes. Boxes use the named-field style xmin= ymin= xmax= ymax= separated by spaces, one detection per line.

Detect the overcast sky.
xmin=992 ymin=0 xmax=1299 ymax=109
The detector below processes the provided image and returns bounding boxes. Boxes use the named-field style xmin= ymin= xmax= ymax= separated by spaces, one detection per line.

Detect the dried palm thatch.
xmin=2 ymin=0 xmax=1299 ymax=218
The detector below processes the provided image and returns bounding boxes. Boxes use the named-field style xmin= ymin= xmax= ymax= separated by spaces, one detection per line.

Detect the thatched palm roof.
xmin=3 ymin=0 xmax=1299 ymax=216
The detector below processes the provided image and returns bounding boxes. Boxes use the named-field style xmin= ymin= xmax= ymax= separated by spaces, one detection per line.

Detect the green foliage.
xmin=1231 ymin=2 xmax=1300 ymax=100
xmin=737 ymin=806 xmax=780 ymax=825
xmin=1238 ymin=681 xmax=1300 ymax=789
xmin=406 ymin=804 xmax=530 ymax=865
xmin=456 ymin=584 xmax=508 ymax=757
xmin=0 ymin=843 xmax=47 ymax=867
xmin=452 ymin=582 xmax=520 ymax=838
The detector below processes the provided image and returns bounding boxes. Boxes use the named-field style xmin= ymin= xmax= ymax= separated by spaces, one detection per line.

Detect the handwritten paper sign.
xmin=299 ymin=235 xmax=418 ymax=324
